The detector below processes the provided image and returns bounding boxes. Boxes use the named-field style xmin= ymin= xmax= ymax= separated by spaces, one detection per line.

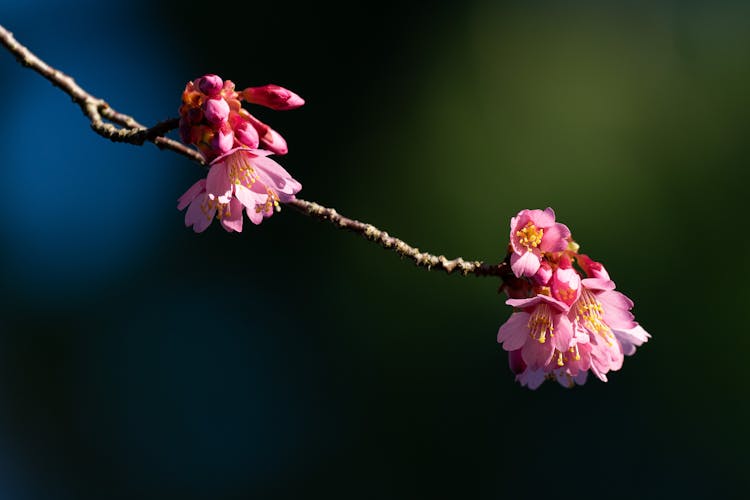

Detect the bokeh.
xmin=1 ymin=0 xmax=748 ymax=498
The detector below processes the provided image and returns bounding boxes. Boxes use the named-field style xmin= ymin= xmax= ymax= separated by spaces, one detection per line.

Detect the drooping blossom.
xmin=497 ymin=208 xmax=649 ymax=389
xmin=509 ymin=208 xmax=571 ymax=278
xmin=177 ymin=147 xmax=301 ymax=232
xmin=497 ymin=294 xmax=581 ymax=370
xmin=569 ymin=277 xmax=650 ymax=381
xmin=177 ymin=74 xmax=304 ymax=232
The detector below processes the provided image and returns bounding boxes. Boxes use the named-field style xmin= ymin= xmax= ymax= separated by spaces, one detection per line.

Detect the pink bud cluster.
xmin=176 ymin=74 xmax=304 ymax=232
xmin=179 ymin=74 xmax=303 ymax=161
xmin=497 ymin=208 xmax=650 ymax=389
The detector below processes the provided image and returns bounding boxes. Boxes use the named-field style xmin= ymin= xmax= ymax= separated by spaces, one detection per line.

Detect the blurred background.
xmin=1 ymin=0 xmax=748 ymax=498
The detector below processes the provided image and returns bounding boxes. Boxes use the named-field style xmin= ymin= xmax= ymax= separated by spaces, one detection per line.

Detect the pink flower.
xmin=569 ymin=278 xmax=650 ymax=381
xmin=509 ymin=208 xmax=571 ymax=278
xmin=177 ymin=147 xmax=302 ymax=232
xmin=497 ymin=294 xmax=576 ymax=369
xmin=498 ymin=207 xmax=650 ymax=389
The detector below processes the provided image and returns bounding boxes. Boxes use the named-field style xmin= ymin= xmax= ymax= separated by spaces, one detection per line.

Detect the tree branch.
xmin=0 ymin=24 xmax=204 ymax=165
xmin=0 ymin=23 xmax=509 ymax=279
xmin=288 ymin=199 xmax=509 ymax=277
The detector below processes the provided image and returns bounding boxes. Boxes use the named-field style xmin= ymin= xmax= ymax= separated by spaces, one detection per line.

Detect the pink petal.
xmin=206 ymin=162 xmax=232 ymax=201
xmin=246 ymin=205 xmax=264 ymax=225
xmin=235 ymin=184 xmax=268 ymax=210
xmin=581 ymin=278 xmax=616 ymax=291
xmin=508 ymin=350 xmax=526 ymax=375
xmin=551 ymin=316 xmax=574 ymax=352
xmin=497 ymin=312 xmax=531 ymax=351
xmin=521 ymin=338 xmax=554 ymax=370
xmin=507 ymin=293 xmax=569 ymax=312
xmin=185 ymin=196 xmax=214 ymax=233
xmin=528 ymin=208 xmax=556 ymax=228
xmin=177 ymin=179 xmax=206 ymax=211
xmin=220 ymin=198 xmax=243 ymax=233
xmin=573 ymin=371 xmax=588 ymax=386
xmin=510 ymin=250 xmax=541 ymax=278
xmin=253 ymin=156 xmax=302 ymax=200
xmin=599 ymin=289 xmax=634 ymax=310
xmin=609 ymin=343 xmax=624 ymax=371
xmin=539 ymin=222 xmax=571 ymax=252
xmin=516 ymin=369 xmax=546 ymax=390
xmin=613 ymin=324 xmax=650 ymax=356
xmin=554 ymin=371 xmax=577 ymax=389
xmin=599 ymin=290 xmax=637 ymax=330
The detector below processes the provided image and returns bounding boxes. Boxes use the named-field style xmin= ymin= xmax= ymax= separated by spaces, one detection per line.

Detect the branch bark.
xmin=0 ymin=25 xmax=204 ymax=165
xmin=288 ymin=199 xmax=509 ymax=277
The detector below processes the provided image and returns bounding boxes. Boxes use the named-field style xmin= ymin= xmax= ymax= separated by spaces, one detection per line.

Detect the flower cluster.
xmin=497 ymin=208 xmax=650 ymax=389
xmin=176 ymin=74 xmax=304 ymax=232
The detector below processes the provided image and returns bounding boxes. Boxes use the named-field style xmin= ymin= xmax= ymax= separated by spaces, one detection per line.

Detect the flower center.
xmin=228 ymin=155 xmax=258 ymax=187
xmin=575 ymin=289 xmax=615 ymax=344
xmin=516 ymin=222 xmax=544 ymax=249
xmin=527 ymin=303 xmax=554 ymax=344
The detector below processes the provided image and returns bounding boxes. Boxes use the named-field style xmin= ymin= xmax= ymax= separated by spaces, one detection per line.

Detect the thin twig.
xmin=1 ymin=24 xmax=509 ymax=279
xmin=0 ymin=24 xmax=205 ymax=165
xmin=288 ymin=199 xmax=508 ymax=277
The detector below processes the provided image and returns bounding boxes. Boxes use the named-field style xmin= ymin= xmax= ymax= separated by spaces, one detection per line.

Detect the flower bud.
xmin=576 ymin=254 xmax=610 ymax=280
xmin=533 ymin=261 xmax=553 ymax=286
xmin=196 ymin=74 xmax=223 ymax=97
xmin=210 ymin=127 xmax=235 ymax=156
xmin=241 ymin=84 xmax=305 ymax=110
xmin=551 ymin=267 xmax=581 ymax=306
xmin=234 ymin=121 xmax=259 ymax=149
xmin=203 ymin=97 xmax=230 ymax=126
xmin=246 ymin=114 xmax=288 ymax=155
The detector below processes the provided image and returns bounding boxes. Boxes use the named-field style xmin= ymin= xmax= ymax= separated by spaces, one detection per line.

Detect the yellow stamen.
xmin=516 ymin=222 xmax=544 ymax=249
xmin=527 ymin=303 xmax=554 ymax=344
xmin=576 ymin=289 xmax=615 ymax=344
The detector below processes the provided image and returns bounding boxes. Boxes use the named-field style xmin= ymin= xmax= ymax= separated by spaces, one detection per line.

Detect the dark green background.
xmin=0 ymin=0 xmax=747 ymax=498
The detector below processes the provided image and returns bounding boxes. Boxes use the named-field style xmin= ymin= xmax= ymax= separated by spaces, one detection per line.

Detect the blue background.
xmin=1 ymin=0 xmax=748 ymax=498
